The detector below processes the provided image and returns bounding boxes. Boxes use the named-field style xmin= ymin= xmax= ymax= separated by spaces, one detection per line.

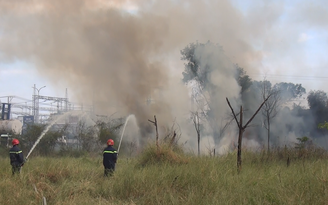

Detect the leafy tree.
xmin=181 ymin=42 xmax=252 ymax=93
xmin=20 ymin=124 xmax=45 ymax=153
xmin=274 ymin=82 xmax=306 ymax=102
xmin=235 ymin=64 xmax=252 ymax=94
xmin=38 ymin=129 xmax=64 ymax=156
xmin=181 ymin=41 xmax=221 ymax=88
xmin=75 ymin=120 xmax=98 ymax=152
xmin=286 ymin=104 xmax=311 ymax=137
xmin=181 ymin=41 xmax=252 ymax=139
xmin=20 ymin=124 xmax=67 ymax=157
xmin=307 ymin=90 xmax=328 ymax=131
xmin=181 ymin=41 xmax=223 ymax=138
xmin=307 ymin=90 xmax=327 ymax=111
xmin=96 ymin=121 xmax=113 ymax=145
xmin=96 ymin=117 xmax=123 ymax=148
xmin=230 ymin=79 xmax=308 ymax=151
xmin=318 ymin=121 xmax=328 ymax=130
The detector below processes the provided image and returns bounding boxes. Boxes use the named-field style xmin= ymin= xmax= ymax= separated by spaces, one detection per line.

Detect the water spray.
xmin=26 ymin=111 xmax=94 ymax=159
xmin=117 ymin=114 xmax=134 ymax=153
xmin=25 ymin=115 xmax=64 ymax=159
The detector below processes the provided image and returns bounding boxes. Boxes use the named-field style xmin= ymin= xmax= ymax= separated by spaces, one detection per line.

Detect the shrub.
xmin=137 ymin=143 xmax=189 ymax=167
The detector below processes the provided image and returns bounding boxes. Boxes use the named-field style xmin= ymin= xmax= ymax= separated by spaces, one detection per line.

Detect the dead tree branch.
xmin=148 ymin=115 xmax=159 ymax=151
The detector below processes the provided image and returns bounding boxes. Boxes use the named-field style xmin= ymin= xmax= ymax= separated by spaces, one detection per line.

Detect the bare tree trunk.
xmin=197 ymin=129 xmax=200 ymax=156
xmin=267 ymin=114 xmax=270 ymax=153
xmin=226 ymin=95 xmax=271 ymax=173
xmin=154 ymin=116 xmax=158 ymax=149
xmin=148 ymin=115 xmax=159 ymax=152
xmin=192 ymin=111 xmax=201 ymax=156
xmin=260 ymin=81 xmax=280 ymax=154
xmin=237 ymin=106 xmax=243 ymax=172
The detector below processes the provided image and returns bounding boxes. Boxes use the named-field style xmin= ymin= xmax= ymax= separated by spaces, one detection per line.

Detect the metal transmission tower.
xmin=1 ymin=96 xmax=34 ymax=118
xmin=38 ymin=96 xmax=68 ymax=112
xmin=32 ymin=84 xmax=46 ymax=124
xmin=1 ymin=103 xmax=11 ymax=120
xmin=2 ymin=90 xmax=93 ymax=124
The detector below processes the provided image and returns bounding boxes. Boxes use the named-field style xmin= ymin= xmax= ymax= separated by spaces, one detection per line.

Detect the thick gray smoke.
xmin=1 ymin=0 xmax=325 ymax=152
xmin=0 ymin=0 xmax=254 ymax=138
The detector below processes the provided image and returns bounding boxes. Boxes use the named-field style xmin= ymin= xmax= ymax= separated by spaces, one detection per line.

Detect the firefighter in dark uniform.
xmin=9 ymin=139 xmax=25 ymax=175
xmin=103 ymin=139 xmax=118 ymax=177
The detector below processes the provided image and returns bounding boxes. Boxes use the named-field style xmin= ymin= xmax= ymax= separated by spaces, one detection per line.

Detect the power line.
xmin=247 ymin=73 xmax=328 ymax=81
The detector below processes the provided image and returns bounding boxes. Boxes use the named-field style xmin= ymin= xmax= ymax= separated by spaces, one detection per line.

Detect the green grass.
xmin=1 ymin=146 xmax=328 ymax=205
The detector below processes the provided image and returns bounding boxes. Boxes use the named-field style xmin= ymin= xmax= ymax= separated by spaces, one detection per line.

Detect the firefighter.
xmin=103 ymin=139 xmax=118 ymax=177
xmin=9 ymin=139 xmax=25 ymax=175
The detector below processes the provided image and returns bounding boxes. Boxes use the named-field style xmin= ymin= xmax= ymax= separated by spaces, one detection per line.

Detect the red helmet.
xmin=107 ymin=139 xmax=114 ymax=146
xmin=12 ymin=139 xmax=19 ymax=146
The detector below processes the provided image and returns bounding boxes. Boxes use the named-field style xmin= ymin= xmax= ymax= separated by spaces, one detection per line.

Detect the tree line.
xmin=181 ymin=41 xmax=328 ymax=153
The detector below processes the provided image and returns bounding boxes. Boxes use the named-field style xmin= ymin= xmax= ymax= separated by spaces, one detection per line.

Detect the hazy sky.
xmin=1 ymin=0 xmax=327 ymax=105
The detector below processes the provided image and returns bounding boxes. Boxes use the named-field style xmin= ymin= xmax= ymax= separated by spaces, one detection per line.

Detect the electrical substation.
xmin=0 ymin=85 xmax=93 ymax=147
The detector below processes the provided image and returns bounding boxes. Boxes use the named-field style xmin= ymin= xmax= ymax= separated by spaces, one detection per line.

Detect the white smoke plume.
xmin=1 ymin=0 xmax=326 ymax=151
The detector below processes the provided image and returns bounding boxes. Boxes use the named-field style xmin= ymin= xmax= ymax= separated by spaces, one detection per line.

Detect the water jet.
xmin=26 ymin=111 xmax=95 ymax=159
xmin=117 ymin=114 xmax=136 ymax=153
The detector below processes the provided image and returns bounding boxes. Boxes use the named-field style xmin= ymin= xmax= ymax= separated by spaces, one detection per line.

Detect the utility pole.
xmin=32 ymin=84 xmax=46 ymax=124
